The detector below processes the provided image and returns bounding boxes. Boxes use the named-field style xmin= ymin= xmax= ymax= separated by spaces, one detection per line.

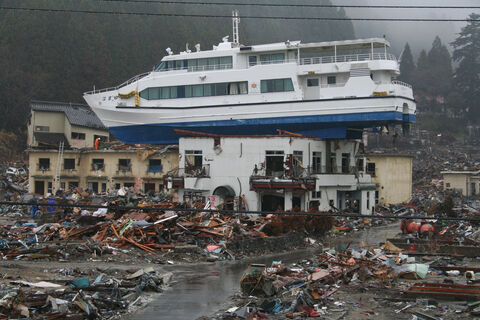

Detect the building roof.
xmin=365 ymin=153 xmax=414 ymax=159
xmin=441 ymin=170 xmax=480 ymax=175
xmin=30 ymin=100 xmax=107 ymax=130
xmin=33 ymin=132 xmax=70 ymax=148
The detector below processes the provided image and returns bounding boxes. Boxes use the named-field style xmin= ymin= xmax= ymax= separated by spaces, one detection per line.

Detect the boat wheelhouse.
xmin=84 ymin=36 xmax=415 ymax=145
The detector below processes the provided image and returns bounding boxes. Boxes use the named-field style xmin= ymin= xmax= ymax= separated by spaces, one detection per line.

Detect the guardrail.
xmin=391 ymin=80 xmax=413 ymax=89
xmin=84 ymin=72 xmax=150 ymax=95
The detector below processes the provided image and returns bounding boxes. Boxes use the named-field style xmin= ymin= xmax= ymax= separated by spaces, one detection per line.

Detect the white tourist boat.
xmin=83 ymin=17 xmax=415 ymax=144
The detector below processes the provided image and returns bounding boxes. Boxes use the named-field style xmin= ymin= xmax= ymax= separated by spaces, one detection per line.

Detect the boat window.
xmin=149 ymin=87 xmax=159 ymax=100
xmin=260 ymin=53 xmax=285 ymax=65
xmin=249 ymin=56 xmax=257 ymax=66
xmin=139 ymin=81 xmax=248 ymax=100
xmin=260 ymin=78 xmax=294 ymax=93
xmin=327 ymin=76 xmax=336 ymax=85
xmin=192 ymin=85 xmax=203 ymax=97
xmin=307 ymin=78 xmax=319 ymax=87
xmin=155 ymin=56 xmax=233 ymax=71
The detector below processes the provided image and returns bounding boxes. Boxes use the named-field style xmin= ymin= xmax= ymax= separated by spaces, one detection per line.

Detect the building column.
xmin=284 ymin=191 xmax=293 ymax=211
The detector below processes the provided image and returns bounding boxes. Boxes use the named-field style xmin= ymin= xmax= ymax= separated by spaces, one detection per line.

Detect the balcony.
xmin=250 ymin=176 xmax=316 ymax=191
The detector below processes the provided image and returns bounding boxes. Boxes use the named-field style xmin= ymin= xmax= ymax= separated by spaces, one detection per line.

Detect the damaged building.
xmin=172 ymin=131 xmax=376 ymax=214
xmin=26 ymin=101 xmax=178 ymax=196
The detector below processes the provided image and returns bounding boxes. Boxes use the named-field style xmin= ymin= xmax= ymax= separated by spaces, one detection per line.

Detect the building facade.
xmin=365 ymin=153 xmax=413 ymax=205
xmin=442 ymin=170 xmax=480 ymax=197
xmin=174 ymin=134 xmax=376 ymax=214
xmin=26 ymin=101 xmax=178 ymax=196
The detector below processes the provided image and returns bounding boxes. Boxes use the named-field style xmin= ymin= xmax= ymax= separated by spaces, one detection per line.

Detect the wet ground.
xmin=130 ymin=222 xmax=400 ymax=320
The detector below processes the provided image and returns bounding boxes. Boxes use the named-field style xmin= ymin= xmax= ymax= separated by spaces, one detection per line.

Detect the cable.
xmin=0 ymin=6 xmax=478 ymax=21
xmin=94 ymin=0 xmax=480 ymax=10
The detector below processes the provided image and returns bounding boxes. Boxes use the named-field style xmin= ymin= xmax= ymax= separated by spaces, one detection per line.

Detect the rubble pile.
xmin=0 ymin=265 xmax=170 ymax=319
xmin=213 ymin=236 xmax=480 ymax=319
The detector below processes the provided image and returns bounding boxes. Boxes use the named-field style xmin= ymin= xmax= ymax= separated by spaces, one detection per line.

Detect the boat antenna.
xmin=232 ymin=10 xmax=240 ymax=45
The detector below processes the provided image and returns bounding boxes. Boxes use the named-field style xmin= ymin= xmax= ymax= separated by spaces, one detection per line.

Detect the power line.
xmin=95 ymin=0 xmax=480 ymax=10
xmin=0 ymin=6 xmax=478 ymax=21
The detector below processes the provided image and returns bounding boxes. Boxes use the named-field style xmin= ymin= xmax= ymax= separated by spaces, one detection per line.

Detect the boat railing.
xmin=246 ymin=53 xmax=396 ymax=68
xmin=300 ymin=53 xmax=396 ymax=65
xmin=84 ymin=72 xmax=150 ymax=95
xmin=391 ymin=80 xmax=412 ymax=89
xmin=152 ymin=63 xmax=234 ymax=73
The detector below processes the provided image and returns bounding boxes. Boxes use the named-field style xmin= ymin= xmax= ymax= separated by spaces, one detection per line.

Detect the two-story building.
xmin=171 ymin=131 xmax=376 ymax=214
xmin=442 ymin=170 xmax=480 ymax=197
xmin=26 ymin=101 xmax=178 ymax=196
xmin=364 ymin=153 xmax=413 ymax=205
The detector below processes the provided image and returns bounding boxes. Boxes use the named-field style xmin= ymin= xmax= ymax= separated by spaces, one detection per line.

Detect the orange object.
xmin=94 ymin=138 xmax=100 ymax=150
xmin=409 ymin=243 xmax=415 ymax=252
xmin=420 ymin=224 xmax=434 ymax=233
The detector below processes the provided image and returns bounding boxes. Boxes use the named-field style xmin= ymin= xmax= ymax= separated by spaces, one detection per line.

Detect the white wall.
xmin=178 ymin=136 xmax=373 ymax=213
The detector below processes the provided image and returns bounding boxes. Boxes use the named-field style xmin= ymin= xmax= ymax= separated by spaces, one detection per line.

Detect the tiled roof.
xmin=33 ymin=132 xmax=70 ymax=148
xmin=30 ymin=101 xmax=106 ymax=130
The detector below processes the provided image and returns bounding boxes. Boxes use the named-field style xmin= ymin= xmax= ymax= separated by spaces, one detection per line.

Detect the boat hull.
xmin=85 ymin=94 xmax=415 ymax=144
xmin=108 ymin=110 xmax=412 ymax=144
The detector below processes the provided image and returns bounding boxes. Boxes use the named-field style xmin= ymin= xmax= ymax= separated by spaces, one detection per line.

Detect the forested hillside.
xmin=0 ymin=0 xmax=354 ymax=132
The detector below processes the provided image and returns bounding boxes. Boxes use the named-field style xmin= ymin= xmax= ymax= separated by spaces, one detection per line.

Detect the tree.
xmin=451 ymin=13 xmax=480 ymax=120
xmin=398 ymin=43 xmax=415 ymax=84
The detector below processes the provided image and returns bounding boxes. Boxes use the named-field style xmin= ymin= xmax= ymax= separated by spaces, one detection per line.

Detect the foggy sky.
xmin=333 ymin=0 xmax=480 ymax=58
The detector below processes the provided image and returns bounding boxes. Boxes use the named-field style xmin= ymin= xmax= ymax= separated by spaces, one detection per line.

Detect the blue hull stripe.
xmin=109 ymin=111 xmax=415 ymax=145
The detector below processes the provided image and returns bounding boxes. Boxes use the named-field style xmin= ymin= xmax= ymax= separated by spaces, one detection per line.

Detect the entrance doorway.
xmin=261 ymin=194 xmax=284 ymax=212
xmin=34 ymin=180 xmax=45 ymax=196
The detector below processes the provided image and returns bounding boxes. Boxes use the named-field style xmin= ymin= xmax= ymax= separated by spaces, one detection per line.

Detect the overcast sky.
xmin=333 ymin=0 xmax=480 ymax=58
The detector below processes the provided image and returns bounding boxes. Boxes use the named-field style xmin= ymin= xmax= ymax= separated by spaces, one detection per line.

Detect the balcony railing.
xmin=91 ymin=163 xmax=105 ymax=171
xmin=147 ymin=165 xmax=163 ymax=173
xmin=37 ymin=164 xmax=50 ymax=171
xmin=117 ymin=164 xmax=132 ymax=173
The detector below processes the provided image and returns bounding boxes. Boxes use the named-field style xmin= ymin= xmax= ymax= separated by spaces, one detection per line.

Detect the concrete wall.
xmin=28 ymin=110 xmax=109 ymax=148
xmin=443 ymin=172 xmax=480 ymax=196
xmin=28 ymin=148 xmax=179 ymax=196
xmin=28 ymin=111 xmax=66 ymax=147
xmin=367 ymin=154 xmax=413 ymax=205
xmin=65 ymin=124 xmax=109 ymax=149
xmin=178 ymin=136 xmax=373 ymax=214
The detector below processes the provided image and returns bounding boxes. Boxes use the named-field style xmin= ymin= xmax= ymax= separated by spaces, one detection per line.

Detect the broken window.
xmin=118 ymin=159 xmax=131 ymax=172
xmin=312 ymin=152 xmax=322 ymax=174
xmin=185 ymin=150 xmax=203 ymax=173
xmin=71 ymin=132 xmax=86 ymax=140
xmin=68 ymin=181 xmax=79 ymax=189
xmin=88 ymin=182 xmax=98 ymax=193
xmin=91 ymin=159 xmax=104 ymax=171
xmin=148 ymin=159 xmax=162 ymax=172
xmin=341 ymin=153 xmax=350 ymax=173
xmin=293 ymin=151 xmax=303 ymax=175
xmin=64 ymin=158 xmax=75 ymax=170
xmin=35 ymin=125 xmax=49 ymax=132
xmin=265 ymin=150 xmax=284 ymax=177
xmin=366 ymin=162 xmax=376 ymax=176
xmin=39 ymin=158 xmax=50 ymax=171
xmin=144 ymin=183 xmax=156 ymax=193
xmin=356 ymin=158 xmax=364 ymax=172
xmin=330 ymin=153 xmax=337 ymax=173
